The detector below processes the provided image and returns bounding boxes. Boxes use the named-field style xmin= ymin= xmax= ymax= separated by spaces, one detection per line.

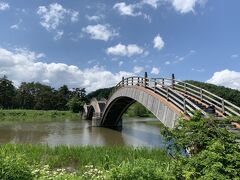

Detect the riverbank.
xmin=0 ymin=144 xmax=172 ymax=179
xmin=0 ymin=109 xmax=80 ymax=122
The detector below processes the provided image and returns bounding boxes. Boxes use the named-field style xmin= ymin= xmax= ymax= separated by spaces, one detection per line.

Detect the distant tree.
xmin=54 ymin=85 xmax=70 ymax=110
xmin=16 ymin=82 xmax=36 ymax=109
xmin=0 ymin=76 xmax=16 ymax=109
xmin=67 ymin=97 xmax=84 ymax=113
xmin=16 ymin=82 xmax=55 ymax=110
xmin=86 ymin=87 xmax=113 ymax=101
xmin=33 ymin=83 xmax=55 ymax=110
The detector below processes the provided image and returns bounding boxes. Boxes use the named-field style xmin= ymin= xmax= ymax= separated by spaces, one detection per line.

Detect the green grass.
xmin=0 ymin=144 xmax=170 ymax=171
xmin=0 ymin=109 xmax=81 ymax=122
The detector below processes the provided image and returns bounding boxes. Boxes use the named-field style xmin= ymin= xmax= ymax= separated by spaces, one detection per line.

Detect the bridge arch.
xmin=85 ymin=98 xmax=106 ymax=120
xmin=100 ymin=86 xmax=183 ymax=128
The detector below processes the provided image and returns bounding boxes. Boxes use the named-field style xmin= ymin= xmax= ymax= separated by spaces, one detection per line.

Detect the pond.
xmin=0 ymin=118 xmax=166 ymax=147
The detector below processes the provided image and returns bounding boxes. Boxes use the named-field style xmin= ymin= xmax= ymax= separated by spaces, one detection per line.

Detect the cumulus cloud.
xmin=0 ymin=47 xmax=133 ymax=92
xmin=113 ymin=2 xmax=141 ymax=16
xmin=142 ymin=0 xmax=160 ymax=8
xmin=82 ymin=24 xmax=118 ymax=41
xmin=37 ymin=3 xmax=79 ymax=31
xmin=151 ymin=67 xmax=160 ymax=75
xmin=170 ymin=0 xmax=207 ymax=14
xmin=153 ymin=34 xmax=164 ymax=50
xmin=206 ymin=69 xmax=240 ymax=90
xmin=106 ymin=43 xmax=144 ymax=57
xmin=0 ymin=1 xmax=9 ymax=11
xmin=133 ymin=66 xmax=144 ymax=74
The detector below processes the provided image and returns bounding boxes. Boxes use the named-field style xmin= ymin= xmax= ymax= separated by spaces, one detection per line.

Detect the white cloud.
xmin=153 ymin=34 xmax=164 ymax=50
xmin=170 ymin=0 xmax=207 ymax=14
xmin=0 ymin=47 xmax=134 ymax=92
xmin=0 ymin=1 xmax=9 ymax=11
xmin=113 ymin=2 xmax=141 ymax=16
xmin=231 ymin=54 xmax=239 ymax=58
xmin=37 ymin=3 xmax=78 ymax=31
xmin=165 ymin=61 xmax=171 ymax=65
xmin=151 ymin=67 xmax=160 ymax=75
xmin=10 ymin=19 xmax=23 ymax=30
xmin=118 ymin=61 xmax=123 ymax=66
xmin=54 ymin=30 xmax=64 ymax=40
xmin=106 ymin=43 xmax=144 ymax=57
xmin=206 ymin=69 xmax=240 ymax=90
xmin=85 ymin=15 xmax=103 ymax=22
xmin=113 ymin=2 xmax=154 ymax=23
xmin=82 ymin=24 xmax=118 ymax=41
xmin=133 ymin=66 xmax=144 ymax=74
xmin=70 ymin=11 xmax=79 ymax=22
xmin=191 ymin=68 xmax=205 ymax=72
xmin=142 ymin=0 xmax=160 ymax=8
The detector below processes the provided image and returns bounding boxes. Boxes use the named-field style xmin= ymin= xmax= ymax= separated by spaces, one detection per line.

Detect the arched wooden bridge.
xmin=83 ymin=74 xmax=240 ymax=129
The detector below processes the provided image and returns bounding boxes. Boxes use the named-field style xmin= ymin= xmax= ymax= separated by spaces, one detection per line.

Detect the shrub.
xmin=0 ymin=154 xmax=33 ymax=180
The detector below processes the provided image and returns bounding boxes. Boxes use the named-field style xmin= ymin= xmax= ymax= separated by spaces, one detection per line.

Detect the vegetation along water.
xmin=0 ymin=76 xmax=240 ymax=179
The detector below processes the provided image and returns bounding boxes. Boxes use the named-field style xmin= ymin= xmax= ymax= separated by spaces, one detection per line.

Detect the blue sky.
xmin=0 ymin=0 xmax=240 ymax=92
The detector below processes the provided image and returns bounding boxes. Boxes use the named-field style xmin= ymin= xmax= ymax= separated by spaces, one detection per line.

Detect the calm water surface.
xmin=0 ymin=118 xmax=166 ymax=147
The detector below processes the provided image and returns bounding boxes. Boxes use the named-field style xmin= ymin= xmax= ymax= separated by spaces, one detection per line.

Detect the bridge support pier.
xmin=92 ymin=116 xmax=101 ymax=126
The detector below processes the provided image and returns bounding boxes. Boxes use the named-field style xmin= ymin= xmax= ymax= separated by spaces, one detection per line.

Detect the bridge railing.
xmin=153 ymin=78 xmax=240 ymax=117
xmin=109 ymin=76 xmax=240 ymax=117
xmin=109 ymin=76 xmax=207 ymax=117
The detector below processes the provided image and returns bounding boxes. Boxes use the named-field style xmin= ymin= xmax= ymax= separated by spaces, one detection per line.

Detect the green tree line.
xmin=0 ymin=76 xmax=86 ymax=112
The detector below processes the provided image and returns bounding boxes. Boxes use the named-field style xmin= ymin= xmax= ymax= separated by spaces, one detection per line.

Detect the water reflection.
xmin=0 ymin=118 xmax=166 ymax=147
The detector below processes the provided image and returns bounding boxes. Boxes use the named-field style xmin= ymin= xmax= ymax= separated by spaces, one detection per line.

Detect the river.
xmin=0 ymin=118 xmax=166 ymax=147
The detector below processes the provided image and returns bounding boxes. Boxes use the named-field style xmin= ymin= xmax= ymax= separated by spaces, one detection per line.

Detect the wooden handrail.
xmin=108 ymin=76 xmax=240 ymax=118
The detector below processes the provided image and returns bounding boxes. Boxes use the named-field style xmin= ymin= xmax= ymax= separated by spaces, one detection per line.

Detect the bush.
xmin=0 ymin=154 xmax=33 ymax=180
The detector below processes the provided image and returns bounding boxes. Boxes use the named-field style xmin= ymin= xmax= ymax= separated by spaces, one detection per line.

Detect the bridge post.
xmin=183 ymin=98 xmax=186 ymax=113
xmin=200 ymin=89 xmax=203 ymax=101
xmin=221 ymin=99 xmax=225 ymax=114
xmin=166 ymin=87 xmax=169 ymax=100
xmin=154 ymin=80 xmax=157 ymax=92
xmin=144 ymin=72 xmax=148 ymax=87
xmin=122 ymin=77 xmax=124 ymax=86
xmin=172 ymin=73 xmax=175 ymax=89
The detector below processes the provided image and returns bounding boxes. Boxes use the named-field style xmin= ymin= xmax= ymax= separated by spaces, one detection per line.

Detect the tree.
xmin=54 ymin=85 xmax=70 ymax=110
xmin=0 ymin=76 xmax=16 ymax=108
xmin=67 ymin=97 xmax=84 ymax=113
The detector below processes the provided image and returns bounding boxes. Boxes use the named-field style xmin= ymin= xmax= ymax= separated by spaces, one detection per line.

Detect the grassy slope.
xmin=0 ymin=109 xmax=80 ymax=122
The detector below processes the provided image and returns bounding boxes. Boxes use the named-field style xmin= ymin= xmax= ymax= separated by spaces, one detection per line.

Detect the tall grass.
xmin=0 ymin=109 xmax=80 ymax=122
xmin=0 ymin=144 xmax=170 ymax=171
